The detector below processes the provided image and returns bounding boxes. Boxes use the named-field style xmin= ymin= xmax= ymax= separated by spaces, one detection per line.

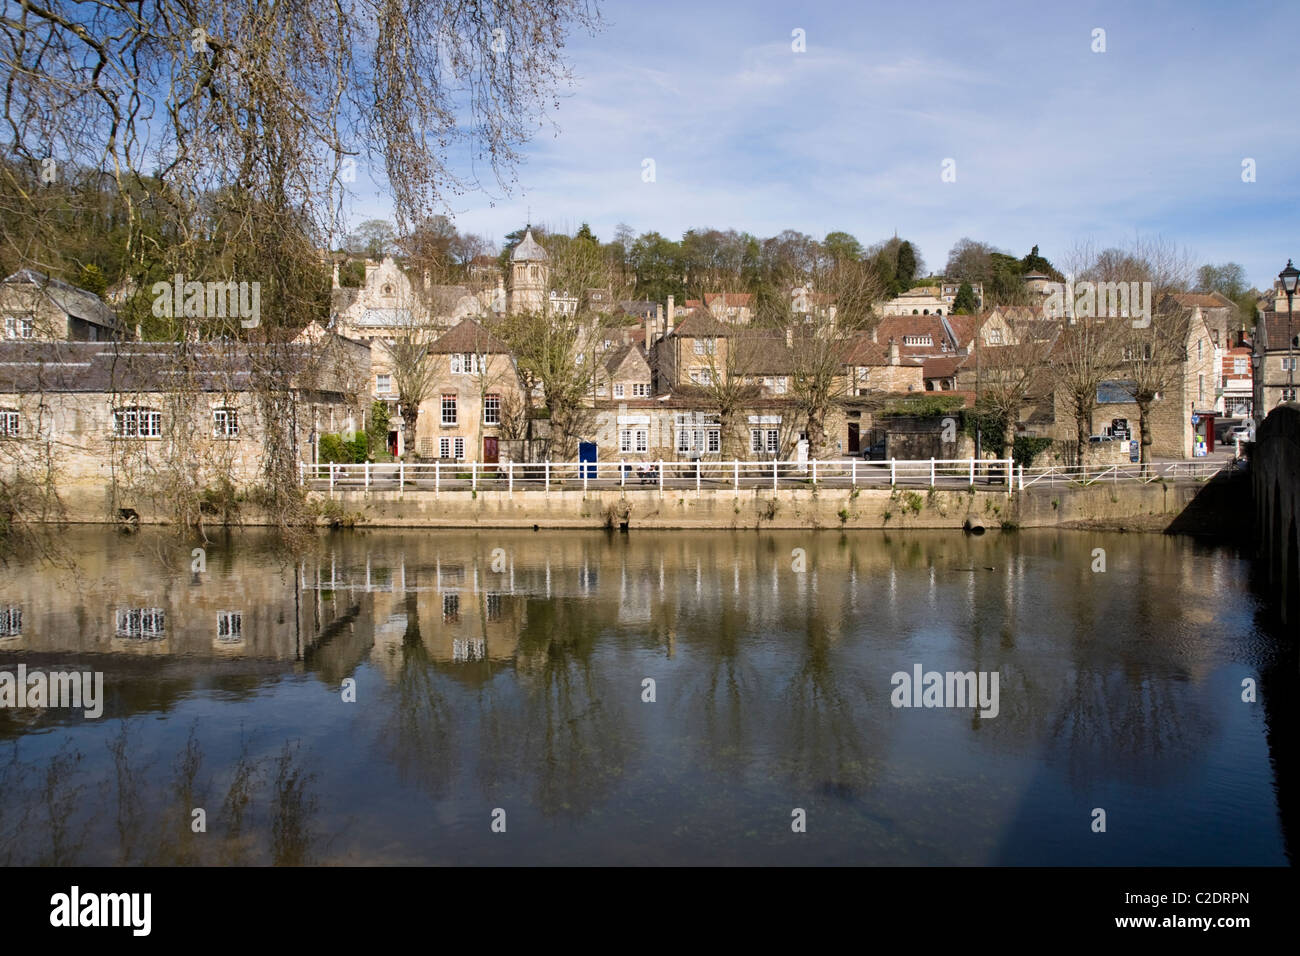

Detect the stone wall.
xmin=1253 ymin=402 xmax=1300 ymax=625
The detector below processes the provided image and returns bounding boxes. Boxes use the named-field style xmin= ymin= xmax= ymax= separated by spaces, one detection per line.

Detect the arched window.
xmin=912 ymin=309 xmax=919 ymax=315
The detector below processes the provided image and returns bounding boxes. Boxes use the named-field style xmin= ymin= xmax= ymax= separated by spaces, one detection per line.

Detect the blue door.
xmin=579 ymin=441 xmax=597 ymax=478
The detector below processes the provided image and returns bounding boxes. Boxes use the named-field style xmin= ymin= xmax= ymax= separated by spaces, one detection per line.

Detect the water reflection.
xmin=0 ymin=528 xmax=1291 ymax=865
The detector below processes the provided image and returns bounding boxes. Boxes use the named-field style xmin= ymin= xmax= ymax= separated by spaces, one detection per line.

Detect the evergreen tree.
xmin=952 ymin=281 xmax=978 ymax=314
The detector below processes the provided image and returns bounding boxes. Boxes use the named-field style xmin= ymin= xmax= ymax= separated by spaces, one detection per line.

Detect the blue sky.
xmin=347 ymin=0 xmax=1299 ymax=289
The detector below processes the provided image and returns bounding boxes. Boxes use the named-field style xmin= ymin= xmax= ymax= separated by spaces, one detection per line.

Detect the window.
xmin=613 ymin=384 xmax=625 ymax=398
xmin=443 ymin=593 xmax=460 ymax=623
xmin=0 ymin=409 xmax=18 ymax=437
xmin=3 ymin=315 xmax=33 ymax=339
xmin=1233 ymin=358 xmax=1248 ymax=376
xmin=212 ymin=408 xmax=239 ymax=438
xmin=484 ymin=393 xmax=500 ymax=425
xmin=439 ymin=436 xmax=466 ymax=460
xmin=114 ymin=407 xmax=161 ymax=438
xmin=116 ymin=607 xmax=165 ymax=638
xmin=486 ymin=593 xmax=503 ymax=622
xmin=694 ymin=337 xmax=716 ymax=355
xmin=1282 ymin=388 xmax=1297 ymax=402
xmin=0 ymin=606 xmax=20 ymax=637
xmin=1283 ymin=358 xmax=1298 ymax=371
xmin=1198 ymin=374 xmax=1204 ymax=403
xmin=449 ymin=353 xmax=483 ymax=375
xmin=453 ymin=638 xmax=485 ymax=661
xmin=1197 ymin=341 xmax=1203 ymax=361
xmin=441 ymin=394 xmax=457 ymax=426
xmin=376 ymin=373 xmax=391 ymax=393
xmin=217 ymin=611 xmax=243 ymax=643
xmin=708 ymin=430 xmax=721 ymax=453
xmin=986 ymin=329 xmax=1002 ymax=344
xmin=619 ymin=428 xmax=648 ymax=453
xmin=765 ymin=377 xmax=788 ymax=394
xmin=632 ymin=383 xmax=650 ymax=397
xmin=751 ymin=428 xmax=780 ymax=455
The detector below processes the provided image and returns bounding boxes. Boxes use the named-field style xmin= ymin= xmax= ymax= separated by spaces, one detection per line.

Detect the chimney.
xmin=423 ymin=269 xmax=431 ymax=290
xmin=331 ymin=261 xmax=340 ymax=289
xmin=871 ymin=326 xmax=877 ymax=343
xmin=665 ymin=302 xmax=674 ymax=337
xmin=646 ymin=314 xmax=653 ymax=351
xmin=888 ymin=337 xmax=900 ymax=366
xmin=667 ymin=295 xmax=675 ymax=332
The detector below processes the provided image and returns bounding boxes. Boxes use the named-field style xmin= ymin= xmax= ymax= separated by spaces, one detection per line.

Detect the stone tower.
xmin=509 ymin=228 xmax=548 ymax=314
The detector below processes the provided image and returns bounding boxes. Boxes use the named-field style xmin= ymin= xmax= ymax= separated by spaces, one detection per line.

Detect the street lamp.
xmin=1280 ymin=260 xmax=1299 ymax=400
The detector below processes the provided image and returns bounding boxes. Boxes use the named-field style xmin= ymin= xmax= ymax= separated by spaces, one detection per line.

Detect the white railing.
xmin=1016 ymin=459 xmax=1229 ymax=489
xmin=299 ymin=457 xmax=1017 ymax=495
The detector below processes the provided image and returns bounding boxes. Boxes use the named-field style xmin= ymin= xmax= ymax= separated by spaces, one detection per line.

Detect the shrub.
xmin=1013 ymin=436 xmax=1054 ymax=468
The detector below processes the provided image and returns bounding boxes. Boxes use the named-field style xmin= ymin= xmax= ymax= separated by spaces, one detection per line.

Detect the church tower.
xmin=508 ymin=228 xmax=549 ymax=313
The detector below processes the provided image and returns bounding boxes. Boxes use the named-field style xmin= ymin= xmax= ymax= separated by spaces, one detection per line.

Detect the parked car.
xmin=1088 ymin=434 xmax=1116 ymax=443
xmin=1227 ymin=425 xmax=1253 ymax=444
xmin=863 ymin=439 xmax=887 ymax=461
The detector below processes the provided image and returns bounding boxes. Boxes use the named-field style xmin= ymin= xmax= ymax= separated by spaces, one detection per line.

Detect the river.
xmin=0 ymin=527 xmax=1292 ymax=865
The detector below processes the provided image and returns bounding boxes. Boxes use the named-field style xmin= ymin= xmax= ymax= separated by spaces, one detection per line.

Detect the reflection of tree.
xmin=494 ymin=597 xmax=633 ymax=817
xmin=782 ymin=592 xmax=873 ymax=795
xmin=380 ymin=591 xmax=459 ymax=799
xmin=270 ymin=742 xmax=319 ymax=866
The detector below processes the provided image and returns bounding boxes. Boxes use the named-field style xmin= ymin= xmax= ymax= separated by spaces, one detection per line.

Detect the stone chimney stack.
xmin=332 ymin=261 xmax=340 ymax=289
xmin=646 ymin=314 xmax=653 ymax=351
xmin=871 ymin=325 xmax=878 ymax=344
xmin=665 ymin=302 xmax=674 ymax=337
xmin=888 ymin=337 xmax=900 ymax=366
xmin=656 ymin=303 xmax=664 ymax=341
xmin=667 ymin=295 xmax=675 ymax=332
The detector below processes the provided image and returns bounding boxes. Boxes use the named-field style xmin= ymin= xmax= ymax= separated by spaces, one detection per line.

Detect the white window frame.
xmin=0 ymin=409 xmax=18 ymax=437
xmin=0 ymin=605 xmax=20 ymax=636
xmin=632 ymin=383 xmax=650 ymax=397
xmin=116 ymin=607 xmax=165 ymax=638
xmin=212 ymin=407 xmax=239 ymax=438
xmin=484 ymin=393 xmax=501 ymax=426
xmin=441 ymin=394 xmax=457 ymax=426
xmin=3 ymin=315 xmax=33 ymax=339
xmin=1233 ymin=358 xmax=1248 ymax=376
xmin=114 ymin=407 xmax=162 ymax=438
xmin=217 ymin=611 xmax=243 ymax=642
xmin=613 ymin=384 xmax=625 ymax=398
xmin=376 ymin=373 xmax=392 ymax=394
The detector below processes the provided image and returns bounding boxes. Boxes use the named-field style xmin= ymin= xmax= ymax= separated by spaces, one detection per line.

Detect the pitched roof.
xmin=509 ymin=229 xmax=548 ymax=262
xmin=1171 ymin=291 xmax=1236 ymax=310
xmin=704 ymin=292 xmax=752 ymax=308
xmin=3 ymin=269 xmax=122 ymax=331
xmin=0 ymin=340 xmax=360 ymax=395
xmin=671 ymin=311 xmax=735 ymax=338
xmin=1257 ymin=311 xmax=1300 ymax=352
xmin=922 ymin=355 xmax=966 ymax=379
xmin=430 ymin=318 xmax=510 ymax=354
xmin=731 ymin=334 xmax=795 ymax=374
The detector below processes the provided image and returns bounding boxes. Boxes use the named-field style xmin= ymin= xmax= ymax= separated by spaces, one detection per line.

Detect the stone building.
xmin=417 ymin=318 xmax=523 ymax=463
xmin=508 ymin=229 xmax=549 ymax=314
xmin=1254 ymin=307 xmax=1299 ymax=415
xmin=1 ymin=269 xmax=126 ymax=342
xmin=0 ymin=338 xmax=369 ymax=511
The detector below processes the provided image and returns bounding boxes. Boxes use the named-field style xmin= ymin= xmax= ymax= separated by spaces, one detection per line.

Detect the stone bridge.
xmin=1254 ymin=402 xmax=1300 ymax=626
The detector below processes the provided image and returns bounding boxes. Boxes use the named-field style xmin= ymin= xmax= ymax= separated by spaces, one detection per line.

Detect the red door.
xmin=484 ymin=436 xmax=499 ymax=464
